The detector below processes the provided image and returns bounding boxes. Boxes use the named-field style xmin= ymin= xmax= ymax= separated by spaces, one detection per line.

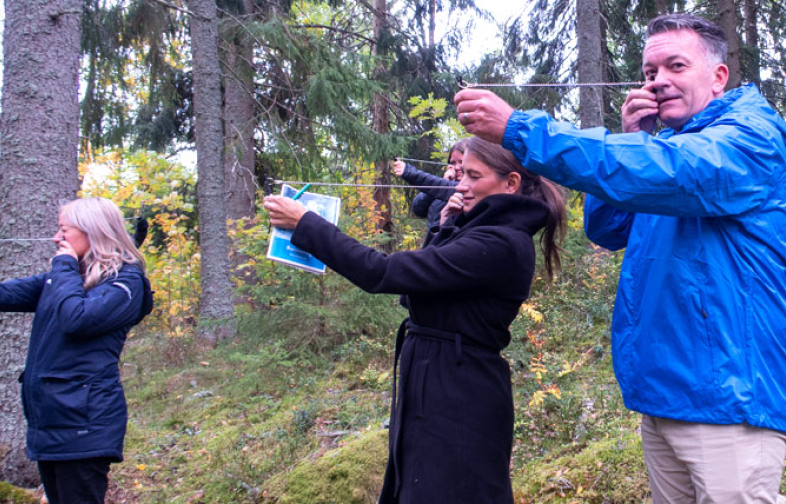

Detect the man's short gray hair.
xmin=646 ymin=14 xmax=728 ymax=65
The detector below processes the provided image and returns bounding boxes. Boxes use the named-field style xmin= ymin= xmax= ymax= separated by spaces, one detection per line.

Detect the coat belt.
xmin=387 ymin=318 xmax=496 ymax=498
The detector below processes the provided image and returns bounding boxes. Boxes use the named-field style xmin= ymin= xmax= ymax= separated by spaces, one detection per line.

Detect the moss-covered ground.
xmin=0 ymin=482 xmax=38 ymax=504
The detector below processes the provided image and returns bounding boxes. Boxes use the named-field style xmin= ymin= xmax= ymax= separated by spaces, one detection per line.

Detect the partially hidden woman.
xmin=392 ymin=140 xmax=466 ymax=229
xmin=264 ymin=137 xmax=566 ymax=504
xmin=0 ymin=197 xmax=154 ymax=504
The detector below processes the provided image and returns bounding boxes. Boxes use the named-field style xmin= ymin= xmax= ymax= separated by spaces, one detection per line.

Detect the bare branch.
xmin=146 ymin=0 xmax=209 ymax=21
xmin=290 ymin=24 xmax=375 ymax=44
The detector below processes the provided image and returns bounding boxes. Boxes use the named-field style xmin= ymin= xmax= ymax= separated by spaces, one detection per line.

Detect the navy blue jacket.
xmin=0 ymin=255 xmax=153 ymax=461
xmin=401 ymin=164 xmax=457 ymax=229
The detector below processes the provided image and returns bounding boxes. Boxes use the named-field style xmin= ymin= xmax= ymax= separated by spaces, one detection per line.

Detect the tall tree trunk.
xmin=600 ymin=8 xmax=614 ymax=130
xmin=577 ymin=0 xmax=604 ymax=128
xmin=426 ymin=0 xmax=437 ymax=84
xmin=220 ymin=0 xmax=258 ymax=290
xmin=743 ymin=0 xmax=760 ymax=88
xmin=428 ymin=0 xmax=436 ymax=51
xmin=185 ymin=0 xmax=236 ymax=345
xmin=0 ymin=0 xmax=81 ymax=486
xmin=717 ymin=0 xmax=741 ymax=90
xmin=372 ymin=0 xmax=393 ymax=252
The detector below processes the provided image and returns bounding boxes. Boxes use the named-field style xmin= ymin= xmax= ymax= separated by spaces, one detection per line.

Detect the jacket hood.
xmin=134 ymin=267 xmax=154 ymax=322
xmin=662 ymin=83 xmax=778 ymax=137
xmin=140 ymin=274 xmax=154 ymax=322
xmin=123 ymin=262 xmax=154 ymax=323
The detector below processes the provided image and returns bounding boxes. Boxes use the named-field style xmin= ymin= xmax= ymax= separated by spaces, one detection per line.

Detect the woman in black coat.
xmin=264 ymin=137 xmax=566 ymax=504
xmin=0 ymin=197 xmax=153 ymax=504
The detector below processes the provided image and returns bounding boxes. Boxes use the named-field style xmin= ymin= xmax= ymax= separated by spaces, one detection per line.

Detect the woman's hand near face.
xmin=440 ymin=192 xmax=465 ymax=224
xmin=263 ymin=196 xmax=309 ymax=229
xmin=53 ymin=238 xmax=79 ymax=260
xmin=392 ymin=160 xmax=406 ymax=177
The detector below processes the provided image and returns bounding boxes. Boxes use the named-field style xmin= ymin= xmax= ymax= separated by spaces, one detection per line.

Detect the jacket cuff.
xmin=291 ymin=211 xmax=323 ymax=250
xmin=502 ymin=110 xmax=531 ymax=154
xmin=401 ymin=163 xmax=419 ymax=183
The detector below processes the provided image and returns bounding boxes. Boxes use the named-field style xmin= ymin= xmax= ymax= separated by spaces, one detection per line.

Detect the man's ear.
xmin=713 ymin=63 xmax=729 ymax=95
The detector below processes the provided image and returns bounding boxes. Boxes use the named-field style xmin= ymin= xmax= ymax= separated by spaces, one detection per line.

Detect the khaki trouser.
xmin=641 ymin=415 xmax=786 ymax=504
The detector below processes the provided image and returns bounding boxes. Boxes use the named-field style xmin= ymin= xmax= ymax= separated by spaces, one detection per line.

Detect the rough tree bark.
xmin=185 ymin=0 xmax=236 ymax=345
xmin=372 ymin=0 xmax=393 ymax=252
xmin=717 ymin=0 xmax=741 ymax=89
xmin=743 ymin=0 xmax=760 ymax=88
xmin=0 ymin=0 xmax=81 ymax=486
xmin=220 ymin=0 xmax=259 ymax=289
xmin=577 ymin=0 xmax=604 ymax=129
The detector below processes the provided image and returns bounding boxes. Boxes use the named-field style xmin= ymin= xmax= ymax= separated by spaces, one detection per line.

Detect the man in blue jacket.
xmin=455 ymin=13 xmax=786 ymax=503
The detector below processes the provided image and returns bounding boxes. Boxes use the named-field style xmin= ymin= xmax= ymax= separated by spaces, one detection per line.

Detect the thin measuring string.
xmin=397 ymin=157 xmax=450 ymax=166
xmin=457 ymin=78 xmax=645 ymax=89
xmin=273 ymin=179 xmax=457 ymax=191
xmin=0 ymin=238 xmax=53 ymax=243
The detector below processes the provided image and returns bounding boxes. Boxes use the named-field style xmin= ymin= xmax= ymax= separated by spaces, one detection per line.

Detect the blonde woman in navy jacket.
xmin=0 ymin=197 xmax=153 ymax=504
xmin=265 ymin=137 xmax=566 ymax=504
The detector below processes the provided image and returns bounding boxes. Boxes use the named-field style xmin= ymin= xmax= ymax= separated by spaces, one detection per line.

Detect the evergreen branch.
xmin=146 ymin=0 xmax=209 ymax=22
xmin=214 ymin=42 xmax=313 ymax=134
xmin=253 ymin=89 xmax=316 ymax=130
xmin=215 ymin=8 xmax=285 ymax=57
xmin=290 ymin=24 xmax=375 ymax=45
xmin=216 ymin=7 xmax=264 ymax=46
xmin=259 ymin=105 xmax=307 ymax=173
xmin=218 ymin=44 xmax=299 ymax=112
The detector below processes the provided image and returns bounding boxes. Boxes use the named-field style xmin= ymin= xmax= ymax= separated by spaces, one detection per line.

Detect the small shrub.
xmin=0 ymin=482 xmax=38 ymax=504
xmin=514 ymin=432 xmax=649 ymax=503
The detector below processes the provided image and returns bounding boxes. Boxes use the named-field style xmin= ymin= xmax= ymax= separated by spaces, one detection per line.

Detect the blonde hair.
xmin=59 ymin=198 xmax=146 ymax=289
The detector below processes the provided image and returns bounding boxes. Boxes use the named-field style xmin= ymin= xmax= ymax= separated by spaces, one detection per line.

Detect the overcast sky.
xmin=434 ymin=2 xmax=529 ymax=66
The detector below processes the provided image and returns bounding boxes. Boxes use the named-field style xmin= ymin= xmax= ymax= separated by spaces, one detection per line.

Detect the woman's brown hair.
xmin=447 ymin=139 xmax=466 ymax=162
xmin=464 ymin=137 xmax=567 ymax=279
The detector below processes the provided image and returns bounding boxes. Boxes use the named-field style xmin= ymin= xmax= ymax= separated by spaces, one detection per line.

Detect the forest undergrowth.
xmin=101 ymin=210 xmax=666 ymax=504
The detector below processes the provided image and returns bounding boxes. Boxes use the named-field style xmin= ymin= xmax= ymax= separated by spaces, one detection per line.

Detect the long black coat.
xmin=292 ymin=194 xmax=548 ymax=504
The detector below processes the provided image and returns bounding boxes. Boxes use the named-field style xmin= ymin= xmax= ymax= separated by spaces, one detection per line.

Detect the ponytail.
xmin=529 ymin=178 xmax=566 ymax=280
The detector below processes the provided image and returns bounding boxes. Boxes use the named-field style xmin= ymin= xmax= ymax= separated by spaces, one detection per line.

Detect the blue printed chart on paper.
xmin=266 ymin=184 xmax=342 ymax=274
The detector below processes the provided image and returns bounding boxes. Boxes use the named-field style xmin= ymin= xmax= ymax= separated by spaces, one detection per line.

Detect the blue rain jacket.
xmin=502 ymin=84 xmax=786 ymax=432
xmin=0 ymin=255 xmax=153 ymax=461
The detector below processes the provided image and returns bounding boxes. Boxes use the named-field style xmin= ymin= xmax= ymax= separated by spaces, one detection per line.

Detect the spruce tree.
xmin=0 ymin=0 xmax=82 ymax=485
